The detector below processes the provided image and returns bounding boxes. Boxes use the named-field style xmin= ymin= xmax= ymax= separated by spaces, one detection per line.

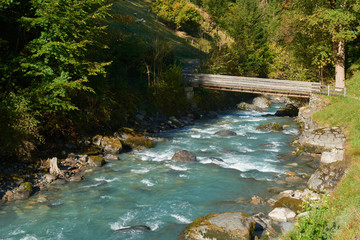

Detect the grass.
xmin=285 ymin=67 xmax=360 ymax=239
xmin=110 ymin=0 xmax=206 ymax=59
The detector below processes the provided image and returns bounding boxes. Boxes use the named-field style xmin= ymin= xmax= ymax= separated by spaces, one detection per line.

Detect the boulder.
xmin=88 ymin=156 xmax=106 ymax=167
xmin=3 ymin=182 xmax=33 ymax=202
xmin=252 ymin=96 xmax=270 ymax=109
xmin=179 ymin=212 xmax=255 ymax=240
xmin=251 ymin=195 xmax=265 ymax=205
xmin=268 ymin=208 xmax=296 ymax=222
xmin=298 ymin=127 xmax=346 ymax=150
xmin=273 ymin=197 xmax=303 ymax=213
xmin=320 ymin=149 xmax=345 ymax=164
xmin=92 ymin=135 xmax=103 ymax=146
xmin=298 ymin=94 xmax=327 ymax=131
xmin=101 ymin=136 xmax=122 ymax=154
xmin=171 ymin=150 xmax=197 ymax=162
xmin=237 ymin=102 xmax=260 ymax=111
xmin=214 ymin=130 xmax=237 ymax=136
xmin=44 ymin=174 xmax=56 ymax=183
xmin=123 ymin=135 xmax=154 ymax=150
xmin=275 ymin=104 xmax=299 ymax=117
xmin=307 ymin=161 xmax=347 ymax=193
xmin=256 ymin=123 xmax=283 ymax=131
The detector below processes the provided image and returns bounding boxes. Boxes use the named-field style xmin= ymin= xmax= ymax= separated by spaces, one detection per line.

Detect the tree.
xmin=291 ymin=0 xmax=360 ymax=88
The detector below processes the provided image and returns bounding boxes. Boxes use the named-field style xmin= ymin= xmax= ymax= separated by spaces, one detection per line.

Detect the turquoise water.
xmin=0 ymin=106 xmax=309 ymax=240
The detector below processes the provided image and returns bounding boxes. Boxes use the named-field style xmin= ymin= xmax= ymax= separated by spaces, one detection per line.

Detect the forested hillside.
xmin=1 ymin=0 xmax=359 ymax=161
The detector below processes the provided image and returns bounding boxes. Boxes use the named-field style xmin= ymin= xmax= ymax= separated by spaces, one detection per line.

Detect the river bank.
xmin=180 ymin=94 xmax=348 ymax=240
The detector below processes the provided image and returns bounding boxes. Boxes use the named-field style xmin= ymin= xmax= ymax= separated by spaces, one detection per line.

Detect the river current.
xmin=0 ymin=105 xmax=311 ymax=240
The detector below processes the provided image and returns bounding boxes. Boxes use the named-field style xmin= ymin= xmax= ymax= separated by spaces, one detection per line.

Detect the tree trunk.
xmin=334 ymin=40 xmax=345 ymax=89
xmin=49 ymin=157 xmax=62 ymax=177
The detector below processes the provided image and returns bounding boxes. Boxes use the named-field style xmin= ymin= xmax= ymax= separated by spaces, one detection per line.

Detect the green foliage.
xmin=286 ymin=197 xmax=336 ymax=240
xmin=152 ymin=0 xmax=202 ymax=32
xmin=150 ymin=64 xmax=189 ymax=116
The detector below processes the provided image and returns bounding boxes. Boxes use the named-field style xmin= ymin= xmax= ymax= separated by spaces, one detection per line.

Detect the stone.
xmin=268 ymin=208 xmax=296 ymax=222
xmin=44 ymin=174 xmax=56 ymax=183
xmin=267 ymin=198 xmax=277 ymax=207
xmin=251 ymin=195 xmax=265 ymax=205
xmin=88 ymin=156 xmax=106 ymax=167
xmin=214 ymin=130 xmax=237 ymax=136
xmin=285 ymin=171 xmax=297 ymax=176
xmin=68 ymin=175 xmax=84 ymax=182
xmin=123 ymin=135 xmax=154 ymax=150
xmin=171 ymin=150 xmax=197 ymax=162
xmin=92 ymin=135 xmax=103 ymax=146
xmin=237 ymin=102 xmax=260 ymax=111
xmin=52 ymin=179 xmax=67 ymax=185
xmin=295 ymin=152 xmax=321 ymax=162
xmin=257 ymin=122 xmax=283 ymax=131
xmin=3 ymin=182 xmax=33 ymax=202
xmin=321 ymin=149 xmax=345 ymax=164
xmin=298 ymin=94 xmax=327 ymax=131
xmin=252 ymin=96 xmax=270 ymax=109
xmin=252 ymin=212 xmax=276 ymax=238
xmin=285 ymin=176 xmax=304 ymax=183
xmin=275 ymin=104 xmax=299 ymax=117
xmin=298 ymin=127 xmax=346 ymax=150
xmin=179 ymin=212 xmax=255 ymax=240
xmin=101 ymin=136 xmax=122 ymax=154
xmin=273 ymin=197 xmax=303 ymax=213
xmin=104 ymin=154 xmax=119 ymax=161
xmin=280 ymin=222 xmax=295 ymax=234
xmin=206 ymin=111 xmax=218 ymax=119
xmin=307 ymin=161 xmax=347 ymax=193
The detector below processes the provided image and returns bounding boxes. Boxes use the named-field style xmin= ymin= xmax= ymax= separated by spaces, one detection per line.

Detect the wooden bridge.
xmin=184 ymin=73 xmax=346 ymax=98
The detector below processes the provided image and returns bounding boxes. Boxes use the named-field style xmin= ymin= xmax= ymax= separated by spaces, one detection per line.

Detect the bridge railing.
xmin=184 ymin=73 xmax=347 ymax=98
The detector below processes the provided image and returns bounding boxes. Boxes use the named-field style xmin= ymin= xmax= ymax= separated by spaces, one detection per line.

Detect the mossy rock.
xmin=83 ymin=145 xmax=102 ymax=156
xmin=180 ymin=212 xmax=255 ymax=240
xmin=297 ymin=143 xmax=329 ymax=154
xmin=101 ymin=136 xmax=122 ymax=154
xmin=256 ymin=123 xmax=283 ymax=131
xmin=124 ymin=136 xmax=154 ymax=150
xmin=19 ymin=182 xmax=33 ymax=192
xmin=88 ymin=156 xmax=106 ymax=167
xmin=273 ymin=197 xmax=303 ymax=213
xmin=117 ymin=127 xmax=137 ymax=136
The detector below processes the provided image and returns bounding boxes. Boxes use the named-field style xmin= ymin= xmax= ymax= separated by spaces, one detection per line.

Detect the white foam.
xmin=179 ymin=174 xmax=188 ymax=178
xmin=94 ymin=177 xmax=118 ymax=183
xmin=191 ymin=134 xmax=201 ymax=138
xmin=100 ymin=195 xmax=113 ymax=199
xmin=10 ymin=229 xmax=25 ymax=236
xmin=80 ymin=182 xmax=103 ymax=188
xmin=148 ymin=221 xmax=162 ymax=231
xmin=131 ymin=169 xmax=150 ymax=174
xmin=141 ymin=179 xmax=155 ymax=187
xmin=171 ymin=214 xmax=191 ymax=224
xmin=167 ymin=165 xmax=188 ymax=171
xmin=20 ymin=236 xmax=38 ymax=240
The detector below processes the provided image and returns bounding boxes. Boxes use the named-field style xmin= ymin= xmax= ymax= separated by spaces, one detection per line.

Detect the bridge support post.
xmin=185 ymin=87 xmax=194 ymax=100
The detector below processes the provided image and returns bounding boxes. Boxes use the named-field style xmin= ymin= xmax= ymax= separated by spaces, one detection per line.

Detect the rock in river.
xmin=2 ymin=182 xmax=33 ymax=202
xmin=179 ymin=211 xmax=255 ymax=240
xmin=171 ymin=150 xmax=197 ymax=162
xmin=268 ymin=208 xmax=296 ymax=222
xmin=256 ymin=122 xmax=283 ymax=131
xmin=214 ymin=130 xmax=237 ymax=136
xmin=275 ymin=104 xmax=299 ymax=117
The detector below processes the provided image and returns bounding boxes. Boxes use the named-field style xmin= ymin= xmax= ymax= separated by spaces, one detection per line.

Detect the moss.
xmin=124 ymin=136 xmax=154 ymax=150
xmin=297 ymin=143 xmax=329 ymax=154
xmin=274 ymin=197 xmax=303 ymax=213
xmin=83 ymin=145 xmax=102 ymax=156
xmin=203 ymin=229 xmax=239 ymax=240
xmin=88 ymin=156 xmax=106 ymax=166
xmin=256 ymin=122 xmax=283 ymax=131
xmin=117 ymin=127 xmax=137 ymax=136
xmin=20 ymin=182 xmax=33 ymax=192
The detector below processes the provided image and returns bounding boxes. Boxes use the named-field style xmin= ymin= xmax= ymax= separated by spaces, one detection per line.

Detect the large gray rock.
xmin=171 ymin=150 xmax=197 ymax=162
xmin=101 ymin=136 xmax=122 ymax=154
xmin=256 ymin=122 xmax=283 ymax=131
xmin=298 ymin=94 xmax=327 ymax=130
xmin=321 ymin=149 xmax=345 ymax=164
xmin=307 ymin=162 xmax=347 ymax=193
xmin=252 ymin=96 xmax=270 ymax=109
xmin=275 ymin=104 xmax=299 ymax=117
xmin=298 ymin=127 xmax=346 ymax=150
xmin=214 ymin=130 xmax=237 ymax=136
xmin=179 ymin=212 xmax=255 ymax=240
xmin=268 ymin=207 xmax=296 ymax=222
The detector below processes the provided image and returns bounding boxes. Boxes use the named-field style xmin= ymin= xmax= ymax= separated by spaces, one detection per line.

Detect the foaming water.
xmin=0 ymin=105 xmax=312 ymax=240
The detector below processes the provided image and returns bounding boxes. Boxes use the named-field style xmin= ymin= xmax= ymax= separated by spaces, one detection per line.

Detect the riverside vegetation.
xmin=1 ymin=0 xmax=360 ymax=239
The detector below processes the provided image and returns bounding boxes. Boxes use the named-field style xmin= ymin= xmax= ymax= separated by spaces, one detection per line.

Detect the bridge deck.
xmin=184 ymin=73 xmax=346 ymax=98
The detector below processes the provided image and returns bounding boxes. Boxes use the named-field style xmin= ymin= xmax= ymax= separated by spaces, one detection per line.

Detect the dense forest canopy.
xmin=0 ymin=0 xmax=359 ymax=161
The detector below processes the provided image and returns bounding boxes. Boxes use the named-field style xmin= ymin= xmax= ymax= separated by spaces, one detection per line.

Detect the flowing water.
xmin=0 ymin=105 xmax=312 ymax=240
